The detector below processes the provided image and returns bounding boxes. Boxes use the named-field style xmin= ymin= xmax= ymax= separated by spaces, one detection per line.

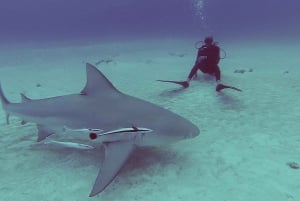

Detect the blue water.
xmin=1 ymin=0 xmax=299 ymax=45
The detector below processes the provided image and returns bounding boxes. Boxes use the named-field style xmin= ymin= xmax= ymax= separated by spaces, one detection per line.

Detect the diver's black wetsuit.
xmin=188 ymin=43 xmax=221 ymax=81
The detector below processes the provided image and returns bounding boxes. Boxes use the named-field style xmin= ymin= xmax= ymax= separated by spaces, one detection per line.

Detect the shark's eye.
xmin=89 ymin=133 xmax=98 ymax=140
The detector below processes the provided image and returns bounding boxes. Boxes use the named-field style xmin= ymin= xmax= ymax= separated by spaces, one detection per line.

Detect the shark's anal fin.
xmin=89 ymin=140 xmax=135 ymax=197
xmin=37 ymin=125 xmax=55 ymax=142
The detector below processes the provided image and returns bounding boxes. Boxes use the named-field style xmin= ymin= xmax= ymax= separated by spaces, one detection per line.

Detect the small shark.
xmin=0 ymin=63 xmax=200 ymax=197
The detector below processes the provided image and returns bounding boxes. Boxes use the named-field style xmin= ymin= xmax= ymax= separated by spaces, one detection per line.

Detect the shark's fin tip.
xmin=6 ymin=114 xmax=10 ymax=124
xmin=0 ymin=83 xmax=10 ymax=105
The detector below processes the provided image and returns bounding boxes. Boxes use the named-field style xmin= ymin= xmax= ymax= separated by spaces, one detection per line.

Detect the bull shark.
xmin=0 ymin=63 xmax=200 ymax=197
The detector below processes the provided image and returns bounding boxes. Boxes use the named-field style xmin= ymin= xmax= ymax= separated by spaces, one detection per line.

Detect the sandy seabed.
xmin=0 ymin=38 xmax=299 ymax=201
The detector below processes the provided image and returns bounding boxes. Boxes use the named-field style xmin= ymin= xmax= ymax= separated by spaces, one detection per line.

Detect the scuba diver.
xmin=187 ymin=36 xmax=226 ymax=92
xmin=157 ymin=36 xmax=241 ymax=92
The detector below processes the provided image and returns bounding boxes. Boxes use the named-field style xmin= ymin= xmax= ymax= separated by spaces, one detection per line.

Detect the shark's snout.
xmin=185 ymin=123 xmax=200 ymax=139
xmin=155 ymin=111 xmax=200 ymax=140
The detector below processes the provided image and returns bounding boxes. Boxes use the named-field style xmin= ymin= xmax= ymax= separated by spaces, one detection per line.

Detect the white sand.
xmin=0 ymin=38 xmax=299 ymax=201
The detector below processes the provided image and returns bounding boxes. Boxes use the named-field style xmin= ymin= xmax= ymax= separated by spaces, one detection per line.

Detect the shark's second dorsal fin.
xmin=80 ymin=63 xmax=120 ymax=95
xmin=20 ymin=93 xmax=32 ymax=102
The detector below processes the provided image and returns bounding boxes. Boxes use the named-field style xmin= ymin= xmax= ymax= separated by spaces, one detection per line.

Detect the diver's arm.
xmin=194 ymin=48 xmax=201 ymax=64
xmin=195 ymin=46 xmax=207 ymax=64
xmin=216 ymin=46 xmax=221 ymax=64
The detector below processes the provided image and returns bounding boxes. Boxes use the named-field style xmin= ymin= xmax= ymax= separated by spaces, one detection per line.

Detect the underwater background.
xmin=1 ymin=0 xmax=300 ymax=45
xmin=0 ymin=1 xmax=300 ymax=201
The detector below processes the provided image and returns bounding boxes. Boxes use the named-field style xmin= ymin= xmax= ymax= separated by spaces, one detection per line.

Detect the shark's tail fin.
xmin=0 ymin=82 xmax=11 ymax=124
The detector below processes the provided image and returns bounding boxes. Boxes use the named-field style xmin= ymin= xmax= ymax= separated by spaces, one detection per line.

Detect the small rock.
xmin=95 ymin=59 xmax=114 ymax=66
xmin=36 ymin=83 xmax=41 ymax=87
xmin=287 ymin=162 xmax=299 ymax=169
xmin=234 ymin=69 xmax=246 ymax=74
xmin=145 ymin=59 xmax=153 ymax=64
xmin=168 ymin=52 xmax=185 ymax=58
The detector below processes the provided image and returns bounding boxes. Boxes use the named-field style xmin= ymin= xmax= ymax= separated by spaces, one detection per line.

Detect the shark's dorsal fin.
xmin=89 ymin=140 xmax=135 ymax=197
xmin=20 ymin=93 xmax=31 ymax=102
xmin=81 ymin=63 xmax=120 ymax=95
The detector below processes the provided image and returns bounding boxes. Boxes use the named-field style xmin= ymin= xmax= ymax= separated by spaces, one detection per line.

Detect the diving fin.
xmin=216 ymin=84 xmax=242 ymax=92
xmin=157 ymin=80 xmax=189 ymax=88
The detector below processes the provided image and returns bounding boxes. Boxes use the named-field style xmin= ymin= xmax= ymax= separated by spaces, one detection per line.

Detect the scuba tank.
xmin=194 ymin=40 xmax=227 ymax=59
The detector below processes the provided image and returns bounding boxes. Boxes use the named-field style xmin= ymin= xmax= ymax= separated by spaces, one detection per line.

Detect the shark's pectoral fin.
xmin=37 ymin=125 xmax=55 ymax=142
xmin=89 ymin=140 xmax=135 ymax=197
